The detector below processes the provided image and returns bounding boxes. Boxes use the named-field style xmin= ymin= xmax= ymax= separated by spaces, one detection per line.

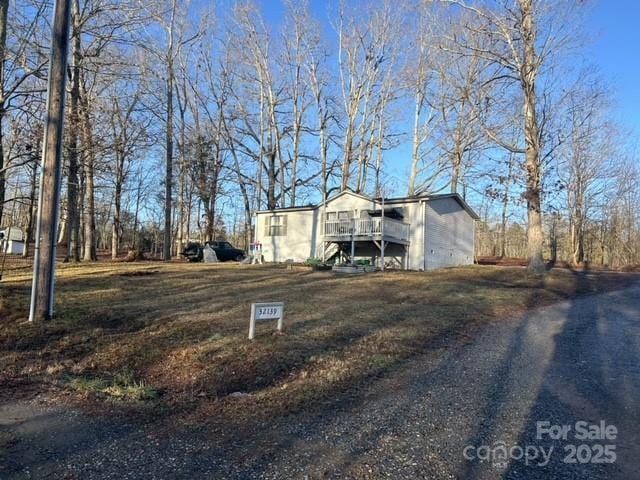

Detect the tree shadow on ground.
xmin=2 ymin=266 xmax=637 ymax=478
xmin=498 ymin=270 xmax=640 ymax=480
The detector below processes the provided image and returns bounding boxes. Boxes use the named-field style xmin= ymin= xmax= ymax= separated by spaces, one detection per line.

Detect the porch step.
xmin=324 ymin=242 xmax=340 ymax=261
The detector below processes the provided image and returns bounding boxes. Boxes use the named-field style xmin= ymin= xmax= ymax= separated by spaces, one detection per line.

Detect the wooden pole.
xmin=0 ymin=0 xmax=9 ymax=225
xmin=381 ymin=194 xmax=385 ymax=271
xmin=29 ymin=0 xmax=72 ymax=322
xmin=350 ymin=218 xmax=355 ymax=265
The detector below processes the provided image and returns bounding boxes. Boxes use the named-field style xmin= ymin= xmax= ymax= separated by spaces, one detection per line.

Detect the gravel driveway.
xmin=2 ymin=282 xmax=639 ymax=479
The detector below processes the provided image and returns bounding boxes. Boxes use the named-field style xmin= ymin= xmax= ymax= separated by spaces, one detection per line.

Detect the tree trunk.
xmin=23 ymin=158 xmax=38 ymax=258
xmin=163 ymin=58 xmax=174 ymax=260
xmin=266 ymin=145 xmax=277 ymax=210
xmin=205 ymin=196 xmax=215 ymax=242
xmin=64 ymin=0 xmax=81 ymax=262
xmin=451 ymin=150 xmax=462 ymax=194
xmin=341 ymin=123 xmax=354 ymax=191
xmin=132 ymin=173 xmax=142 ymax=252
xmin=111 ymin=152 xmax=123 ymax=259
xmin=571 ymin=216 xmax=585 ymax=265
xmin=407 ymin=91 xmax=422 ymax=196
xmin=550 ymin=214 xmax=558 ymax=265
xmin=499 ymin=154 xmax=515 ymax=258
xmin=111 ymin=216 xmax=119 ymax=259
xmin=290 ymin=95 xmax=301 ymax=207
xmin=521 ymin=0 xmax=545 ymax=273
xmin=80 ymin=76 xmax=97 ymax=261
xmin=373 ymin=111 xmax=385 ymax=196
xmin=500 ymin=199 xmax=508 ymax=258
xmin=176 ymin=78 xmax=187 ymax=254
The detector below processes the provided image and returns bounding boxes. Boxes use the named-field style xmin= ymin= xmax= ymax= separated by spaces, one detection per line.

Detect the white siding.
xmin=402 ymin=201 xmax=424 ymax=270
xmin=256 ymin=192 xmax=377 ymax=263
xmin=324 ymin=192 xmax=377 ymax=216
xmin=255 ymin=209 xmax=319 ymax=262
xmin=424 ymin=198 xmax=474 ymax=270
xmin=2 ymin=240 xmax=24 ymax=255
xmin=383 ymin=200 xmax=424 ymax=270
xmin=255 ymin=192 xmax=476 ymax=270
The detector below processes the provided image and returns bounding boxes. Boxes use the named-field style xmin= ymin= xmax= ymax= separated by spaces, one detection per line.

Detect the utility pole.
xmin=29 ymin=0 xmax=72 ymax=322
xmin=0 ymin=0 xmax=10 ymax=226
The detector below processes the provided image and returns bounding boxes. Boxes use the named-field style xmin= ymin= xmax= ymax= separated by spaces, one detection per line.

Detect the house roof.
xmin=256 ymin=189 xmax=371 ymax=214
xmin=256 ymin=205 xmax=316 ymax=213
xmin=373 ymin=193 xmax=479 ymax=219
xmin=256 ymin=190 xmax=480 ymax=220
xmin=424 ymin=193 xmax=481 ymax=220
xmin=325 ymin=189 xmax=373 ymax=204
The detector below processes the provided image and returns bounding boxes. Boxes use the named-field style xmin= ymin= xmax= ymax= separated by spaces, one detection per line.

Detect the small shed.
xmin=0 ymin=227 xmax=25 ymax=255
xmin=0 ymin=226 xmax=23 ymax=242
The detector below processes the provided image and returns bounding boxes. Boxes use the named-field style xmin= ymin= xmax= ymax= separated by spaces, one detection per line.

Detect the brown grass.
xmin=0 ymin=262 xmax=636 ymax=422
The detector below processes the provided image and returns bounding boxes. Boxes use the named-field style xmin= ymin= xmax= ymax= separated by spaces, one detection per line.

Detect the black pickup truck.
xmin=182 ymin=241 xmax=245 ymax=262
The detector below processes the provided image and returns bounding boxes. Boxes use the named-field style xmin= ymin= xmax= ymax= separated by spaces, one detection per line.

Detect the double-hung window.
xmin=266 ymin=215 xmax=287 ymax=236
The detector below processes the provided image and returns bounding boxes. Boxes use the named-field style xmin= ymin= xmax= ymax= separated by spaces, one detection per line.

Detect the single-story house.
xmin=254 ymin=190 xmax=479 ymax=270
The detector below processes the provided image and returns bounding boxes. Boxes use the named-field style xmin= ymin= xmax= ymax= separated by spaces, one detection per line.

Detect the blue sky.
xmin=258 ymin=0 xmax=640 ymax=134
xmin=207 ymin=0 xmax=639 ymax=212
xmin=586 ymin=0 xmax=640 ymax=135
xmin=255 ymin=0 xmax=640 ymax=147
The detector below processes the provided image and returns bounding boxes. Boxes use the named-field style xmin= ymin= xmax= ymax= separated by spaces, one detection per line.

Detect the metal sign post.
xmin=249 ymin=302 xmax=284 ymax=339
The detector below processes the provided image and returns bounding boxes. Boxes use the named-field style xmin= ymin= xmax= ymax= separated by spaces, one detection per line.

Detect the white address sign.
xmin=249 ymin=302 xmax=284 ymax=339
xmin=255 ymin=305 xmax=283 ymax=320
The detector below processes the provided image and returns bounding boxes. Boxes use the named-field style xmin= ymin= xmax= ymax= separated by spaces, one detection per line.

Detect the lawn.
xmin=0 ymin=262 xmax=635 ymax=425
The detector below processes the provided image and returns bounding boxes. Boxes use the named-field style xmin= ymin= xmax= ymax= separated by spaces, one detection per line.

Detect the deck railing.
xmin=324 ymin=217 xmax=409 ymax=242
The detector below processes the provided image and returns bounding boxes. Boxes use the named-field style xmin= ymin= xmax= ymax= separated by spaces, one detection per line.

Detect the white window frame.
xmin=268 ymin=215 xmax=287 ymax=236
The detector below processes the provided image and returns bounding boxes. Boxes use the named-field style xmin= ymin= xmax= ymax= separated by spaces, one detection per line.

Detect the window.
xmin=326 ymin=210 xmax=354 ymax=221
xmin=265 ymin=215 xmax=287 ymax=236
xmin=338 ymin=211 xmax=353 ymax=221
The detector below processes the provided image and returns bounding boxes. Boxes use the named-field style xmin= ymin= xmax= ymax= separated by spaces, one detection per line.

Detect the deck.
xmin=324 ymin=217 xmax=410 ymax=245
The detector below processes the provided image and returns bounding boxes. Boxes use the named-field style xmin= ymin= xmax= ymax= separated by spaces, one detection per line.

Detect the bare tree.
xmin=281 ymin=1 xmax=305 ymax=206
xmin=63 ymin=0 xmax=82 ymax=262
xmin=405 ymin=2 xmax=443 ymax=196
xmin=0 ymin=0 xmax=48 ymax=225
xmin=557 ymin=76 xmax=615 ymax=265
xmin=335 ymin=0 xmax=401 ymax=193
xmin=161 ymin=0 xmax=177 ymax=260
xmin=80 ymin=72 xmax=97 ymax=260
xmin=298 ymin=3 xmax=334 ymax=202
xmin=187 ymin=61 xmax=226 ymax=243
xmin=447 ymin=0 xmax=583 ymax=272
xmin=105 ymin=89 xmax=147 ymax=258
xmin=231 ymin=2 xmax=287 ymax=210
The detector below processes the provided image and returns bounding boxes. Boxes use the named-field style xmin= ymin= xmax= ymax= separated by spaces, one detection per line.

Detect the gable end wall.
xmin=424 ymin=197 xmax=475 ymax=270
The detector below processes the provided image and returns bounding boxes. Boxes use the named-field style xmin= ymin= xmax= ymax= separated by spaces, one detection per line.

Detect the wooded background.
xmin=1 ymin=0 xmax=638 ymax=271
